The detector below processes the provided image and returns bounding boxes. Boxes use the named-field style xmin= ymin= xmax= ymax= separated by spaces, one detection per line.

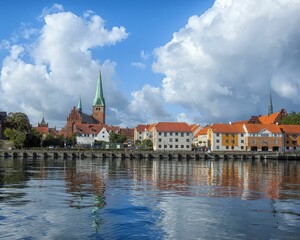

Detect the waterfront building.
xmin=243 ymin=124 xmax=283 ymax=152
xmin=280 ymin=125 xmax=300 ymax=151
xmin=208 ymin=124 xmax=246 ymax=151
xmin=75 ymin=124 xmax=120 ymax=145
xmin=134 ymin=124 xmax=154 ymax=143
xmin=0 ymin=111 xmax=7 ymax=139
xmin=60 ymin=71 xmax=106 ymax=137
xmin=194 ymin=126 xmax=210 ymax=149
xmin=148 ymin=122 xmax=193 ymax=151
xmin=248 ymin=109 xmax=287 ymax=124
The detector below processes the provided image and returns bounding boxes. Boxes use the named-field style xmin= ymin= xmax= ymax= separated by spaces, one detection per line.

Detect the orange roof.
xmin=280 ymin=125 xmax=300 ymax=134
xmin=154 ymin=122 xmax=192 ymax=132
xmin=210 ymin=123 xmax=245 ymax=133
xmin=244 ymin=124 xmax=282 ymax=133
xmin=190 ymin=124 xmax=201 ymax=132
xmin=194 ymin=126 xmax=209 ymax=137
xmin=135 ymin=124 xmax=154 ymax=132
xmin=232 ymin=120 xmax=248 ymax=125
xmin=258 ymin=112 xmax=280 ymax=124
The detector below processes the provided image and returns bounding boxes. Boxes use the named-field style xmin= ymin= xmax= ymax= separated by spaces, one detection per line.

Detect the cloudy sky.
xmin=1 ymin=0 xmax=300 ymax=128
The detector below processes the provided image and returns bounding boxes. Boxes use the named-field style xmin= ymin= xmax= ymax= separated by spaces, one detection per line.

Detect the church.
xmin=60 ymin=71 xmax=106 ymax=137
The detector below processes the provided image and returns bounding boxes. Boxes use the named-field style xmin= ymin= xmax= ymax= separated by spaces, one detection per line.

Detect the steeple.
xmin=77 ymin=96 xmax=82 ymax=113
xmin=268 ymin=91 xmax=273 ymax=116
xmin=92 ymin=70 xmax=106 ymax=124
xmin=93 ymin=70 xmax=105 ymax=107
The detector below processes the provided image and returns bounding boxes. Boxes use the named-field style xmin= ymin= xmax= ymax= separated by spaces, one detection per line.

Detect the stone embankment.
xmin=1 ymin=149 xmax=299 ymax=160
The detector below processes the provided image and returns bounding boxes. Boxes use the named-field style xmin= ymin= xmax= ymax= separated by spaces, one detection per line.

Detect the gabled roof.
xmin=81 ymin=112 xmax=99 ymax=124
xmin=280 ymin=125 xmax=300 ymax=134
xmin=190 ymin=124 xmax=201 ymax=133
xmin=75 ymin=124 xmax=120 ymax=135
xmin=244 ymin=124 xmax=282 ymax=133
xmin=258 ymin=112 xmax=280 ymax=124
xmin=135 ymin=124 xmax=154 ymax=132
xmin=154 ymin=122 xmax=192 ymax=132
xmin=194 ymin=126 xmax=210 ymax=137
xmin=210 ymin=123 xmax=245 ymax=133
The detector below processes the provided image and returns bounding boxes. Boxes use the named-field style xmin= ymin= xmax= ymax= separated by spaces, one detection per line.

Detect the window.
xmin=170 ymin=132 xmax=173 ymax=136
xmin=169 ymin=138 xmax=173 ymax=142
xmin=186 ymin=145 xmax=190 ymax=148
xmin=292 ymin=134 xmax=297 ymax=138
xmin=181 ymin=145 xmax=184 ymax=148
xmin=181 ymin=132 xmax=184 ymax=137
xmin=216 ymin=146 xmax=220 ymax=149
xmin=175 ymin=138 xmax=178 ymax=142
xmin=286 ymin=140 xmax=290 ymax=144
xmin=241 ymin=140 xmax=244 ymax=143
xmin=274 ymin=139 xmax=278 ymax=144
xmin=164 ymin=145 xmax=167 ymax=149
xmin=158 ymin=138 xmax=162 ymax=142
xmin=164 ymin=132 xmax=167 ymax=137
xmin=158 ymin=145 xmax=161 ymax=148
xmin=186 ymin=133 xmax=190 ymax=136
xmin=231 ymin=146 xmax=234 ymax=150
xmin=231 ymin=134 xmax=234 ymax=137
xmin=158 ymin=132 xmax=161 ymax=136
xmin=226 ymin=133 xmax=229 ymax=137
xmin=175 ymin=145 xmax=178 ymax=148
xmin=216 ymin=133 xmax=220 ymax=137
xmin=186 ymin=139 xmax=189 ymax=142
xmin=175 ymin=132 xmax=178 ymax=136
xmin=241 ymin=134 xmax=244 ymax=137
xmin=253 ymin=140 xmax=256 ymax=144
xmin=226 ymin=139 xmax=229 ymax=143
xmin=226 ymin=146 xmax=229 ymax=149
xmin=231 ymin=140 xmax=235 ymax=143
xmin=216 ymin=139 xmax=220 ymax=143
xmin=241 ymin=146 xmax=244 ymax=149
xmin=170 ymin=145 xmax=173 ymax=148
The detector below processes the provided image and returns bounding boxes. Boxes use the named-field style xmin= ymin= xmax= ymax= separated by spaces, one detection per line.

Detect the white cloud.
xmin=0 ymin=6 xmax=128 ymax=127
xmin=152 ymin=0 xmax=300 ymax=123
xmin=131 ymin=62 xmax=145 ymax=69
xmin=128 ymin=84 xmax=171 ymax=124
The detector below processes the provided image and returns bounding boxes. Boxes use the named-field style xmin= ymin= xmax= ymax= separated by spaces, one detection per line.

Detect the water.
xmin=0 ymin=158 xmax=300 ymax=239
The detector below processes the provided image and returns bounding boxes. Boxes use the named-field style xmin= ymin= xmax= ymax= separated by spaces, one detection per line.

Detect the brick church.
xmin=60 ymin=71 xmax=106 ymax=137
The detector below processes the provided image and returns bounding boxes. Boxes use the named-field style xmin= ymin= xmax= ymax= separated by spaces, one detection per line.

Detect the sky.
xmin=1 ymin=0 xmax=300 ymax=129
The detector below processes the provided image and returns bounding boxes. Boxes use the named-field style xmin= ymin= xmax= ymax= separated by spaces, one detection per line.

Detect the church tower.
xmin=268 ymin=91 xmax=273 ymax=116
xmin=92 ymin=71 xmax=106 ymax=124
xmin=77 ymin=96 xmax=82 ymax=113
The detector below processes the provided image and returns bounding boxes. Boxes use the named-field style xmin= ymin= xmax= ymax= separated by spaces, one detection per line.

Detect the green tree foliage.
xmin=140 ymin=139 xmax=153 ymax=149
xmin=4 ymin=128 xmax=26 ymax=149
xmin=281 ymin=112 xmax=300 ymax=125
xmin=109 ymin=132 xmax=127 ymax=143
xmin=5 ymin=112 xmax=31 ymax=132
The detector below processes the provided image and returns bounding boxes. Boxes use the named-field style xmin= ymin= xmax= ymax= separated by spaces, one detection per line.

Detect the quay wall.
xmin=1 ymin=149 xmax=300 ymax=160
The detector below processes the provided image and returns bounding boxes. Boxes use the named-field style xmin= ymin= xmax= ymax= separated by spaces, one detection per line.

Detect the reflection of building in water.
xmin=126 ymin=159 xmax=300 ymax=200
xmin=64 ymin=161 xmax=106 ymax=232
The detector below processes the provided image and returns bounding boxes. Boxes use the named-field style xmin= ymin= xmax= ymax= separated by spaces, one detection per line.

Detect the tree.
xmin=4 ymin=128 xmax=26 ymax=149
xmin=140 ymin=139 xmax=153 ymax=149
xmin=281 ymin=112 xmax=300 ymax=125
xmin=5 ymin=112 xmax=31 ymax=132
xmin=109 ymin=132 xmax=127 ymax=143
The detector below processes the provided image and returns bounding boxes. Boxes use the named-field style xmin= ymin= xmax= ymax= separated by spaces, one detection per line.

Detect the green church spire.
xmin=77 ymin=96 xmax=82 ymax=113
xmin=93 ymin=70 xmax=105 ymax=106
xmin=268 ymin=91 xmax=273 ymax=116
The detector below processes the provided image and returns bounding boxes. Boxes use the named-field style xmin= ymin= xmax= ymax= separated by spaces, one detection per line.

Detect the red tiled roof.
xmin=244 ymin=124 xmax=282 ymax=133
xmin=154 ymin=122 xmax=192 ymax=132
xmin=34 ymin=126 xmax=49 ymax=134
xmin=280 ymin=125 xmax=300 ymax=134
xmin=194 ymin=126 xmax=209 ymax=137
xmin=210 ymin=123 xmax=245 ymax=133
xmin=258 ymin=112 xmax=280 ymax=124
xmin=75 ymin=124 xmax=120 ymax=135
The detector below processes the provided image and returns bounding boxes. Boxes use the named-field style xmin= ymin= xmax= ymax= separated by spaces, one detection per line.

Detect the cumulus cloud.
xmin=128 ymin=84 xmax=171 ymax=124
xmin=0 ymin=6 xmax=128 ymax=127
xmin=152 ymin=0 xmax=300 ymax=123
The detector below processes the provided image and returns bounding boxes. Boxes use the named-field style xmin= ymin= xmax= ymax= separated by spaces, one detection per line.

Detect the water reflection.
xmin=0 ymin=158 xmax=300 ymax=239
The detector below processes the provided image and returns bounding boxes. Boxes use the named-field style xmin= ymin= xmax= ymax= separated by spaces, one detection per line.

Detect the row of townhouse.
xmin=134 ymin=122 xmax=201 ymax=151
xmin=195 ymin=123 xmax=300 ymax=152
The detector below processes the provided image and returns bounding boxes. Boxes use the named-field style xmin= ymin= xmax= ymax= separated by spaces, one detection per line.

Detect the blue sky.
xmin=1 ymin=0 xmax=300 ymax=128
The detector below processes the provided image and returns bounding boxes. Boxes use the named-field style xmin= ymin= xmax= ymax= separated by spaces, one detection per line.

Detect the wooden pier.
xmin=1 ymin=149 xmax=300 ymax=160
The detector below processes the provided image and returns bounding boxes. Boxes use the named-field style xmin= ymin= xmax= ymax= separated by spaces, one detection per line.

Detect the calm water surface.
xmin=0 ymin=158 xmax=300 ymax=239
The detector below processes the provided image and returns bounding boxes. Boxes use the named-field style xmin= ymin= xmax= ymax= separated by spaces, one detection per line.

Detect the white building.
xmin=148 ymin=122 xmax=193 ymax=151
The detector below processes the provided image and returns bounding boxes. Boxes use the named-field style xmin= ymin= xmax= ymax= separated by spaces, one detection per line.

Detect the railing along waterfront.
xmin=1 ymin=149 xmax=300 ymax=160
